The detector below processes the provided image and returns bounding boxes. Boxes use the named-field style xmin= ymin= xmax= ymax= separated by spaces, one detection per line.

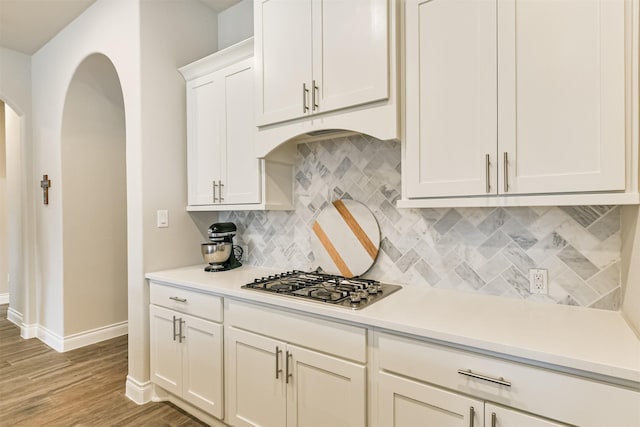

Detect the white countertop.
xmin=146 ymin=264 xmax=640 ymax=385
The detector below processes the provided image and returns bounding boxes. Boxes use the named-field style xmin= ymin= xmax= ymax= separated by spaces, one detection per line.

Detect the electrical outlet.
xmin=529 ymin=268 xmax=548 ymax=294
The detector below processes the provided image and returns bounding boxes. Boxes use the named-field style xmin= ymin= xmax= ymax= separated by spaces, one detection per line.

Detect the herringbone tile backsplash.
xmin=221 ymin=134 xmax=621 ymax=310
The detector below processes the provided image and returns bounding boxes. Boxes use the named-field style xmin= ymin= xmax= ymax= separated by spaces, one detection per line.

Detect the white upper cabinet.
xmin=187 ymin=60 xmax=260 ymax=206
xmin=255 ymin=0 xmax=390 ymax=126
xmin=180 ymin=38 xmax=294 ymax=211
xmin=498 ymin=0 xmax=625 ymax=195
xmin=404 ymin=0 xmax=497 ymax=198
xmin=256 ymin=0 xmax=313 ymax=125
xmin=401 ymin=0 xmax=638 ymax=207
xmin=312 ymin=0 xmax=389 ymax=114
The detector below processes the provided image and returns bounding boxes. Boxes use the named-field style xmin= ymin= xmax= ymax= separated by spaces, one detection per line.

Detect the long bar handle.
xmin=172 ymin=315 xmax=178 ymax=341
xmin=302 ymin=83 xmax=309 ymax=113
xmin=275 ymin=346 xmax=282 ymax=379
xmin=485 ymin=154 xmax=491 ymax=193
xmin=285 ymin=350 xmax=292 ymax=384
xmin=178 ymin=318 xmax=185 ymax=343
xmin=491 ymin=412 xmax=497 ymax=427
xmin=469 ymin=406 xmax=475 ymax=427
xmin=503 ymin=152 xmax=509 ymax=193
xmin=458 ymin=369 xmax=511 ymax=387
xmin=213 ymin=180 xmax=218 ymax=203
xmin=312 ymin=80 xmax=319 ymax=111
xmin=169 ymin=296 xmax=187 ymax=303
xmin=218 ymin=180 xmax=224 ymax=202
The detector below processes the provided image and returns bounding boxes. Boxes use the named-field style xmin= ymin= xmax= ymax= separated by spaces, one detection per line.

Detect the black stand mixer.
xmin=201 ymin=222 xmax=243 ymax=272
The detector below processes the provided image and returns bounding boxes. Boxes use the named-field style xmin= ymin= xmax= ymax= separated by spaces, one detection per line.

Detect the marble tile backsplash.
xmin=221 ymin=134 xmax=621 ymax=310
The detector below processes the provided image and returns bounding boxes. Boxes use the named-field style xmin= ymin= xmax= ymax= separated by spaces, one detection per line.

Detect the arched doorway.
xmin=61 ymin=54 xmax=127 ymax=336
xmin=0 ymin=100 xmax=29 ymax=327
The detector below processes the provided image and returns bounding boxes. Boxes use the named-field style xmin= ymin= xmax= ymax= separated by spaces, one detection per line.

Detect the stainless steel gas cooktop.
xmin=242 ymin=270 xmax=401 ymax=310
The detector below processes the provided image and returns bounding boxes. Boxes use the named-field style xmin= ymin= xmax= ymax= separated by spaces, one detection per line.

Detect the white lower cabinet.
xmin=149 ymin=284 xmax=224 ymax=419
xmin=378 ymin=371 xmax=483 ymax=427
xmin=373 ymin=331 xmax=639 ymax=427
xmin=378 ymin=371 xmax=566 ymax=427
xmin=225 ymin=300 xmax=367 ymax=427
xmin=484 ymin=403 xmax=567 ymax=427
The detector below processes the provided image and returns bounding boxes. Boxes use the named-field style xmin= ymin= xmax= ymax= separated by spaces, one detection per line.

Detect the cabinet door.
xmin=182 ymin=313 xmax=224 ymax=419
xmin=286 ymin=344 xmax=366 ymax=427
xmin=498 ymin=0 xmax=626 ymax=194
xmin=149 ymin=305 xmax=182 ymax=396
xmin=226 ymin=327 xmax=287 ymax=427
xmin=186 ymin=73 xmax=224 ymax=205
xmin=221 ymin=58 xmax=262 ymax=205
xmin=255 ymin=0 xmax=313 ymax=126
xmin=312 ymin=0 xmax=389 ymax=114
xmin=485 ymin=403 xmax=569 ymax=427
xmin=378 ymin=372 xmax=483 ymax=427
xmin=405 ymin=0 xmax=497 ymax=198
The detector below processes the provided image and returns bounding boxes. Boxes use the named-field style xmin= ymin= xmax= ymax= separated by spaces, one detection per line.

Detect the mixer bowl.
xmin=201 ymin=242 xmax=232 ymax=265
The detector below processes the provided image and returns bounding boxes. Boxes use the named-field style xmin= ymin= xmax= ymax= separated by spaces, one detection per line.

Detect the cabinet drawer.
xmin=375 ymin=331 xmax=640 ymax=427
xmin=150 ymin=282 xmax=222 ymax=322
xmin=226 ymin=299 xmax=366 ymax=363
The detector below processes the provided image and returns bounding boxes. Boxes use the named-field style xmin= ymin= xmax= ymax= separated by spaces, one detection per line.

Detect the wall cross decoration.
xmin=40 ymin=174 xmax=51 ymax=205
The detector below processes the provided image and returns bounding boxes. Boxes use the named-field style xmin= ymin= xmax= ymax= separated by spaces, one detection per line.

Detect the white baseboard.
xmin=37 ymin=321 xmax=128 ymax=353
xmin=126 ymin=376 xmax=153 ymax=405
xmin=37 ymin=325 xmax=65 ymax=352
xmin=0 ymin=293 xmax=8 ymax=304
xmin=62 ymin=321 xmax=128 ymax=352
xmin=5 ymin=307 xmax=38 ymax=339
xmin=21 ymin=323 xmax=38 ymax=339
xmin=7 ymin=306 xmax=22 ymax=326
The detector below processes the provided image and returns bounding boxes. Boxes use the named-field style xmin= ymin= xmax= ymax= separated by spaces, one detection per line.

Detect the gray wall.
xmin=217 ymin=0 xmax=253 ymax=50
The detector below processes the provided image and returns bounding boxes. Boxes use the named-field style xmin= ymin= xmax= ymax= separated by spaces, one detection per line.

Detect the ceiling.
xmin=0 ymin=0 xmax=241 ymax=55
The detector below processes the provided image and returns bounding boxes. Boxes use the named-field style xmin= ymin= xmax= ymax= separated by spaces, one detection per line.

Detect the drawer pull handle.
xmin=169 ymin=296 xmax=187 ymax=303
xmin=457 ymin=369 xmax=511 ymax=387
xmin=491 ymin=412 xmax=497 ymax=427
xmin=469 ymin=406 xmax=475 ymax=427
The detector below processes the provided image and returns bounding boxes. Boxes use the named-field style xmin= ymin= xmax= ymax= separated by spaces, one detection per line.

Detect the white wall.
xmin=0 ymin=47 xmax=33 ymax=324
xmin=0 ymin=102 xmax=7 ymax=302
xmin=32 ymin=0 xmax=142 ymax=343
xmin=61 ymin=54 xmax=127 ymax=335
xmin=30 ymin=0 xmax=219 ymax=398
xmin=131 ymin=0 xmax=219 ymax=389
xmin=217 ymin=0 xmax=253 ymax=50
xmin=621 ymin=206 xmax=640 ymax=335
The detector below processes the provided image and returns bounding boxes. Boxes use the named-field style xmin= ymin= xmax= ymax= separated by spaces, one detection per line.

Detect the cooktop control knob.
xmin=350 ymin=291 xmax=361 ymax=303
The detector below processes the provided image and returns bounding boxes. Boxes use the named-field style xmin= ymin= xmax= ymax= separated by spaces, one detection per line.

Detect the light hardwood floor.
xmin=0 ymin=304 xmax=209 ymax=426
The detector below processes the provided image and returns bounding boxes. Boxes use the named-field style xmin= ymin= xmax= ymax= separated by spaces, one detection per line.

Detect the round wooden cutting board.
xmin=311 ymin=199 xmax=380 ymax=278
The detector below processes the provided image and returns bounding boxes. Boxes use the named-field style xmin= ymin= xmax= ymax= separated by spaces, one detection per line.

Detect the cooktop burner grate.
xmin=242 ymin=270 xmax=401 ymax=310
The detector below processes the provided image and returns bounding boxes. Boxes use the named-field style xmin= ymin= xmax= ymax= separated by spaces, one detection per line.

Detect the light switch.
xmin=157 ymin=210 xmax=169 ymax=228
